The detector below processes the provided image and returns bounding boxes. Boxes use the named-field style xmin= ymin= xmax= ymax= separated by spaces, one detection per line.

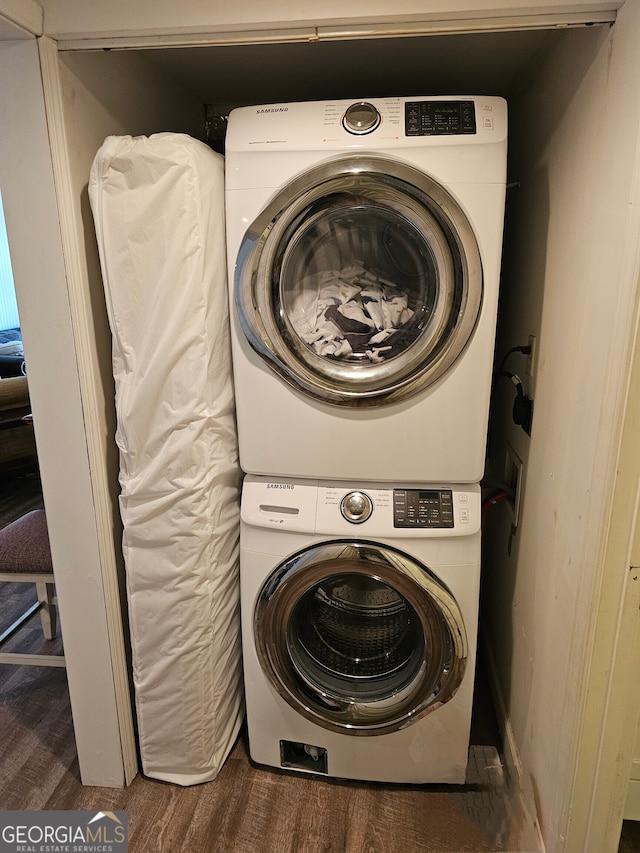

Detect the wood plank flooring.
xmin=0 ymin=471 xmax=548 ymax=851
xmin=0 ymin=685 xmax=539 ymax=853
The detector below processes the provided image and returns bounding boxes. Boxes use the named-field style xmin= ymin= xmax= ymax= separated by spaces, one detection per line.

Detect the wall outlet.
xmin=504 ymin=443 xmax=524 ymax=527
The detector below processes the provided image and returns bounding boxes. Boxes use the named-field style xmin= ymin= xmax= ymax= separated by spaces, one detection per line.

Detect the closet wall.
xmin=484 ymin=17 xmax=640 ymax=849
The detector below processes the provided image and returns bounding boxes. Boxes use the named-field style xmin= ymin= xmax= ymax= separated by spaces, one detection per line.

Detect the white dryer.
xmin=225 ymin=96 xmax=507 ymax=483
xmin=240 ymin=474 xmax=481 ymax=784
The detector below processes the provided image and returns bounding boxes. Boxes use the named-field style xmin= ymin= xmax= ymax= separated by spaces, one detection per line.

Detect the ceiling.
xmin=137 ymin=28 xmax=572 ymax=110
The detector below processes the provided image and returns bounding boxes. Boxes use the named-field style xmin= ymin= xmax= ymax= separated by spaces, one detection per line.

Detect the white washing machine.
xmin=240 ymin=474 xmax=481 ymax=784
xmin=225 ymin=96 xmax=508 ymax=483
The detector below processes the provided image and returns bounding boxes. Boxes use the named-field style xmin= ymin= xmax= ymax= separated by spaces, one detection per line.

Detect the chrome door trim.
xmin=254 ymin=539 xmax=468 ymax=736
xmin=235 ymin=154 xmax=483 ymax=406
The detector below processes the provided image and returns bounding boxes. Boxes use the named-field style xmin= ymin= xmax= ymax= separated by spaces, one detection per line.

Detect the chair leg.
xmin=35 ymin=582 xmax=57 ymax=640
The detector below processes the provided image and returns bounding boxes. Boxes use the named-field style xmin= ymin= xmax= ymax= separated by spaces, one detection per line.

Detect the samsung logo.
xmin=257 ymin=107 xmax=289 ymax=114
xmin=267 ymin=483 xmax=295 ymax=489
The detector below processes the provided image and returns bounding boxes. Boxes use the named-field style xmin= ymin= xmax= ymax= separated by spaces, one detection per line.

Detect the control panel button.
xmin=343 ymin=102 xmax=381 ymax=135
xmin=340 ymin=490 xmax=374 ymax=524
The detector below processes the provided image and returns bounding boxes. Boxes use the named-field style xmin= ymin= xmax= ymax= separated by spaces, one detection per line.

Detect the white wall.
xmin=484 ymin=9 xmax=640 ymax=848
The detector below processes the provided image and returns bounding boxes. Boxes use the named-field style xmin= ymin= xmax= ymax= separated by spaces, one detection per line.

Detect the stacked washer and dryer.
xmin=225 ymin=96 xmax=507 ymax=784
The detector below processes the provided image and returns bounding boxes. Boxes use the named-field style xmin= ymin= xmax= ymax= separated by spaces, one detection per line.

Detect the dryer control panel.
xmin=405 ymin=100 xmax=476 ymax=136
xmin=225 ymin=95 xmax=507 ymax=163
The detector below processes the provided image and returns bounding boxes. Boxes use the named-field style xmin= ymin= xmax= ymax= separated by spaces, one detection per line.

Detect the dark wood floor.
xmin=0 ymin=667 xmax=540 ymax=853
xmin=2 ymin=469 xmax=633 ymax=851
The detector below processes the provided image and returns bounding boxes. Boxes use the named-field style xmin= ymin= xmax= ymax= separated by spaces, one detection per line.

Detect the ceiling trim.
xmin=52 ymin=10 xmax=616 ymax=52
xmin=319 ymin=11 xmax=617 ymax=40
xmin=0 ymin=0 xmax=43 ymax=39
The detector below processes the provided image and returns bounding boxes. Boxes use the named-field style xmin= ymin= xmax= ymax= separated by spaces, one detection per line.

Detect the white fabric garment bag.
xmin=89 ymin=133 xmax=243 ymax=785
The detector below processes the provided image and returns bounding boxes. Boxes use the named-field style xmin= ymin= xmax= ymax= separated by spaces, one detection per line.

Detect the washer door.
xmin=254 ymin=540 xmax=467 ymax=735
xmin=235 ymin=154 xmax=482 ymax=406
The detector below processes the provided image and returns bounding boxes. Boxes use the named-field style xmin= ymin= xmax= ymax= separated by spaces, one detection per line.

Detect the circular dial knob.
xmin=342 ymin=102 xmax=381 ymax=135
xmin=340 ymin=490 xmax=374 ymax=524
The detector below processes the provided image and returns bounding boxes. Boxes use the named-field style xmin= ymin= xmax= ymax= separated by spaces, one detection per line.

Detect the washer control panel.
xmin=241 ymin=475 xmax=481 ymax=537
xmin=393 ymin=489 xmax=454 ymax=528
xmin=340 ymin=490 xmax=374 ymax=523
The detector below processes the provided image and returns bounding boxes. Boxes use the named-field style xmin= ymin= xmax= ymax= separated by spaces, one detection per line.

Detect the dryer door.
xmin=235 ymin=154 xmax=482 ymax=406
xmin=254 ymin=539 xmax=467 ymax=735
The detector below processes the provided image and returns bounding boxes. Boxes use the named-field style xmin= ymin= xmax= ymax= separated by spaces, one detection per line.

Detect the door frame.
xmin=0 ymin=11 xmax=137 ymax=787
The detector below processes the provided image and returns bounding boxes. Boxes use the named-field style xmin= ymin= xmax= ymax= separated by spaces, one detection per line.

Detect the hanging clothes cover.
xmin=89 ymin=133 xmax=243 ymax=785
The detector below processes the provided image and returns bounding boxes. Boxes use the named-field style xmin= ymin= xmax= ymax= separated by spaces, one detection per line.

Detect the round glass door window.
xmin=236 ymin=155 xmax=483 ymax=406
xmin=254 ymin=540 xmax=468 ymax=735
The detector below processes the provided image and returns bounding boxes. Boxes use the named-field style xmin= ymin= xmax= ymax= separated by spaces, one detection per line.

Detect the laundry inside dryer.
xmin=281 ymin=203 xmax=438 ymax=363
